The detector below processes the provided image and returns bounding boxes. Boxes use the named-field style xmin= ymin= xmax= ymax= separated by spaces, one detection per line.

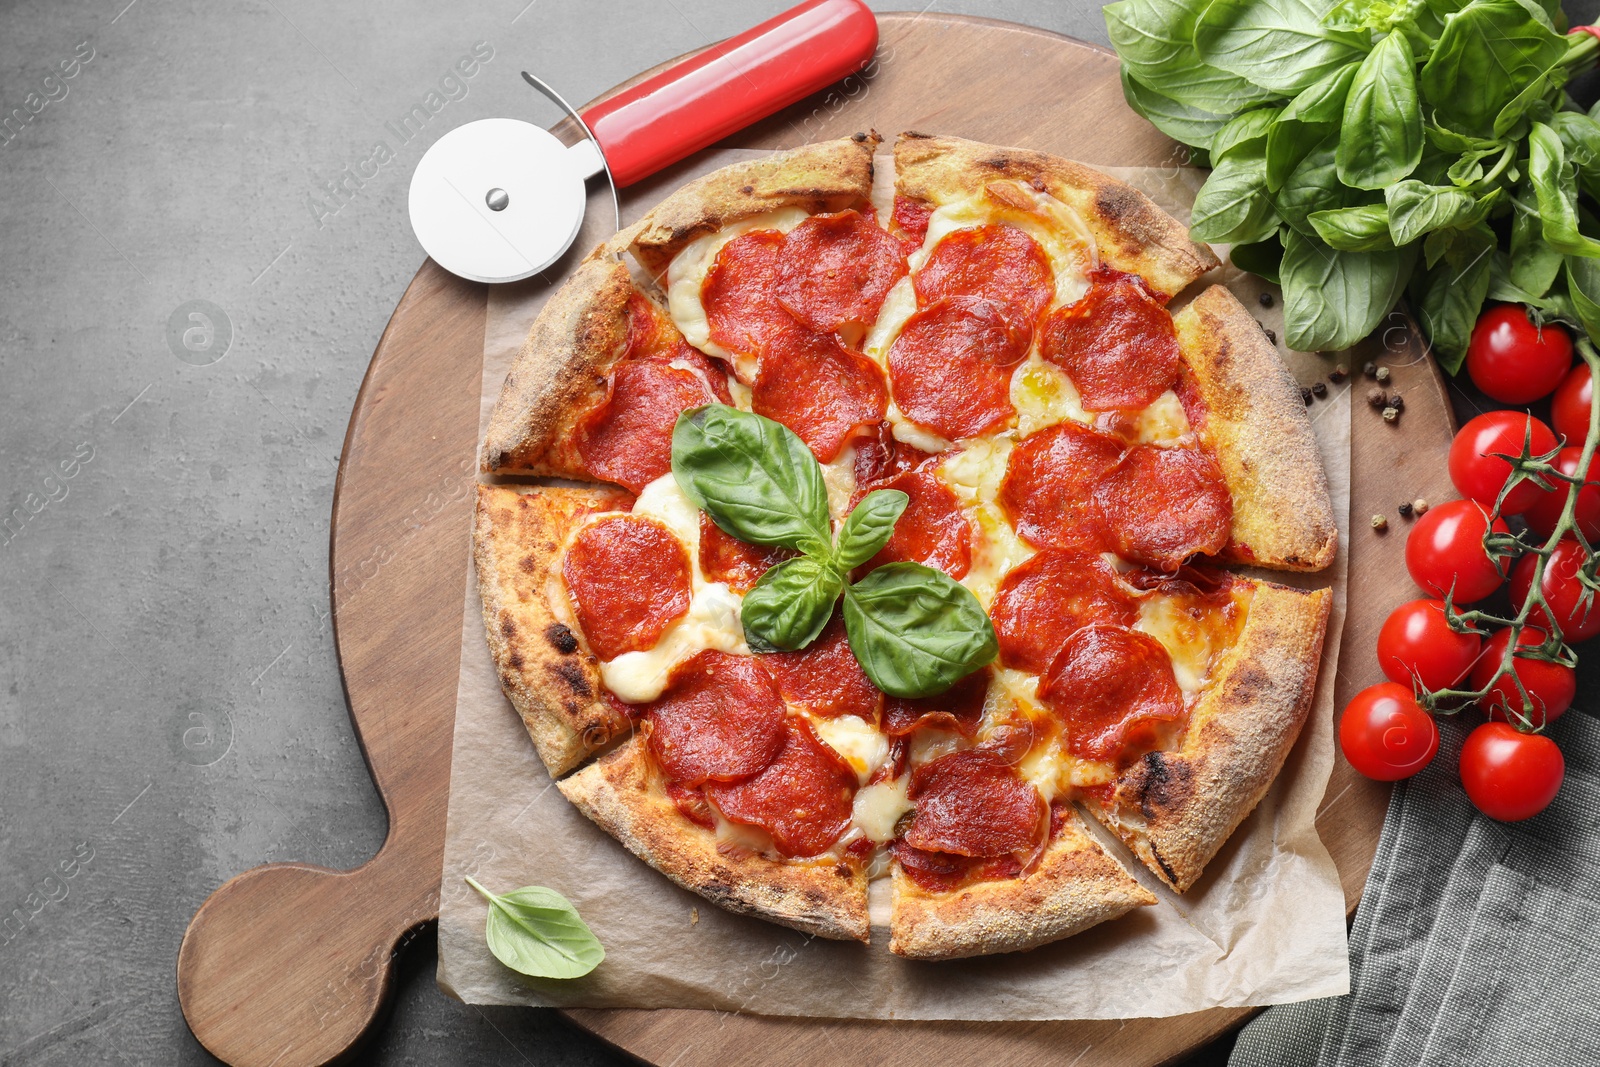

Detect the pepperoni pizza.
xmin=473 ymin=133 xmax=1336 ymax=960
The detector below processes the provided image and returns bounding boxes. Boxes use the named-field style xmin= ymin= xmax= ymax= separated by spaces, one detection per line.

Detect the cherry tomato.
xmin=1469 ymin=626 xmax=1575 ymax=729
xmin=1404 ymin=499 xmax=1511 ymax=603
xmin=1521 ymin=446 xmax=1600 ymax=540
xmin=1339 ymin=682 xmax=1440 ymax=781
xmin=1465 ymin=304 xmax=1573 ymax=404
xmin=1448 ymin=411 xmax=1559 ymax=515
xmin=1510 ymin=538 xmax=1600 ymax=642
xmin=1458 ymin=721 xmax=1564 ymax=821
xmin=1377 ymin=598 xmax=1482 ymax=691
xmin=1551 ymin=363 xmax=1594 ymax=446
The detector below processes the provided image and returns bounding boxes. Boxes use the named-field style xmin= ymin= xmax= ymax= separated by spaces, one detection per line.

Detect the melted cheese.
xmin=1012 ymin=357 xmax=1091 ymax=438
xmin=812 ymin=714 xmax=888 ymax=785
xmin=666 ymin=207 xmax=810 ymax=371
xmin=820 ymin=446 xmax=859 ymax=518
xmin=852 ymin=777 xmax=912 ymax=842
xmin=1134 ymin=390 xmax=1193 ymax=445
xmin=862 ymin=276 xmax=916 ymax=364
xmin=1134 ymin=595 xmax=1220 ymax=696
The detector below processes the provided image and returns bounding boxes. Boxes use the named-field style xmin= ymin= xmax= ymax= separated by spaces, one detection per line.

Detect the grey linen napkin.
xmin=1230 ymin=709 xmax=1600 ymax=1067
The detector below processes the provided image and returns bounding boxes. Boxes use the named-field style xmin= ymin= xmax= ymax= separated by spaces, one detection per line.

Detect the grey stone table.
xmin=4 ymin=1 xmax=1558 ymax=1064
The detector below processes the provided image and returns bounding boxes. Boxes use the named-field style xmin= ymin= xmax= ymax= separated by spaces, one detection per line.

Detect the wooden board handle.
xmin=178 ymin=842 xmax=438 ymax=1066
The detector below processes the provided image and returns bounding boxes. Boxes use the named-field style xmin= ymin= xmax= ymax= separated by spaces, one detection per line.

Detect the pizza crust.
xmin=559 ymin=736 xmax=871 ymax=942
xmin=1175 ymin=285 xmax=1338 ymax=572
xmin=473 ymin=484 xmax=635 ymax=777
xmin=630 ymin=133 xmax=881 ymax=278
xmin=889 ymin=806 xmax=1156 ymax=960
xmin=1083 ymin=580 xmax=1331 ymax=893
xmin=892 ymin=132 xmax=1220 ymax=299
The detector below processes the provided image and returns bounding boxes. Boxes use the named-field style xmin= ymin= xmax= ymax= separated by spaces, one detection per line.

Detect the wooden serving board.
xmin=177 ymin=13 xmax=1456 ymax=1067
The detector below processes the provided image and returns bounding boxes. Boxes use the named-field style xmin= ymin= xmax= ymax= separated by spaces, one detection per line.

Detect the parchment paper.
xmin=436 ymin=146 xmax=1355 ymax=1020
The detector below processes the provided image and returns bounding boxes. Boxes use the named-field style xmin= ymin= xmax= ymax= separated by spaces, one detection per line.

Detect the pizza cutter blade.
xmin=407 ymin=0 xmax=879 ymax=285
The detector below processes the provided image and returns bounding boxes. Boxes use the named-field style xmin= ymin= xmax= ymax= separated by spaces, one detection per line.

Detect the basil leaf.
xmin=466 ymin=877 xmax=603 ymax=980
xmin=842 ymin=563 xmax=997 ymax=698
xmin=1211 ymin=107 xmax=1279 ymax=159
xmin=1551 ymin=111 xmax=1600 ymax=201
xmin=1119 ymin=68 xmax=1232 ymax=151
xmin=672 ymin=405 xmax=831 ymax=554
xmin=1192 ymin=0 xmax=1368 ymax=95
xmin=1419 ymin=0 xmax=1567 ymax=138
xmin=1276 ymin=132 xmax=1356 ymax=235
xmin=741 ymin=556 xmax=843 ymax=653
xmin=1231 ymin=231 xmax=1285 ymax=283
xmin=834 ymin=489 xmax=908 ymax=571
xmin=1189 ymin=148 xmax=1281 ymax=243
xmin=1337 ymin=31 xmax=1423 ymax=190
xmin=1280 ymin=229 xmax=1414 ymax=351
xmin=1105 ymin=0 xmax=1280 ymax=113
xmin=1265 ymin=116 xmax=1329 ymax=191
xmin=1385 ymin=180 xmax=1478 ymax=245
xmin=1564 ymin=255 xmax=1600 ymax=347
xmin=1309 ymin=204 xmax=1396 ymax=251
xmin=1529 ymin=122 xmax=1600 ymax=259
xmin=1491 ymin=56 xmax=1566 ymax=140
xmin=1511 ymin=201 xmax=1564 ymax=296
xmin=1280 ymin=61 xmax=1358 ymax=125
xmin=1410 ymin=244 xmax=1493 ymax=374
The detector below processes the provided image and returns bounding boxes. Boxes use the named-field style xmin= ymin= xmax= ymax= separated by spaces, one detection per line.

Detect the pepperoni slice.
xmin=703 ymin=229 xmax=794 ymax=359
xmin=644 ymin=650 xmax=787 ymax=786
xmin=914 ymin=224 xmax=1054 ymax=337
xmin=890 ymin=839 xmax=974 ymax=893
xmin=777 ymin=210 xmax=908 ymax=333
xmin=623 ymin=290 xmax=691 ymax=362
xmin=903 ymin=748 xmax=1045 ymax=858
xmin=887 ymin=297 xmax=1027 ymax=440
xmin=751 ymin=327 xmax=888 ymax=461
xmin=1095 ymin=445 xmax=1233 ymax=570
xmin=563 ymin=515 xmax=692 ymax=660
xmin=1038 ymin=624 xmax=1186 ymax=762
xmin=1040 ymin=268 xmax=1180 ymax=411
xmin=850 ymin=468 xmax=972 ymax=578
xmin=666 ymin=781 xmax=717 ymax=830
xmin=706 ymin=717 xmax=857 ymax=857
xmin=698 ymin=513 xmax=795 ymax=593
xmin=576 ymin=353 xmax=731 ymax=493
xmin=999 ymin=421 xmax=1125 ymax=552
xmin=763 ymin=613 xmax=883 ymax=720
xmin=892 ymin=195 xmax=933 ymax=250
xmin=991 ymin=550 xmax=1138 ymax=675
xmin=853 ymin=421 xmax=931 ymax=487
xmin=883 ymin=667 xmax=989 ymax=738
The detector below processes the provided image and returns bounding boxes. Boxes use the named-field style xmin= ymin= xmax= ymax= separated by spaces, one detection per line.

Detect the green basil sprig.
xmin=672 ymin=405 xmax=997 ymax=697
xmin=465 ymin=876 xmax=603 ymax=980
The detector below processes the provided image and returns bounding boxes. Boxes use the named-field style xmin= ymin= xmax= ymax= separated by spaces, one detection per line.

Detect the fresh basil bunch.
xmin=1108 ymin=0 xmax=1600 ymax=366
xmin=672 ymin=405 xmax=998 ymax=698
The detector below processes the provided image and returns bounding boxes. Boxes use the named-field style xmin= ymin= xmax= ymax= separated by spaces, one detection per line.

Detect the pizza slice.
xmin=472 ymin=131 xmax=1340 ymax=959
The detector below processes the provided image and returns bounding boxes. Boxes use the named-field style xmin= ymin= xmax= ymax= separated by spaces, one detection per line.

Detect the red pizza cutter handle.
xmin=581 ymin=0 xmax=878 ymax=188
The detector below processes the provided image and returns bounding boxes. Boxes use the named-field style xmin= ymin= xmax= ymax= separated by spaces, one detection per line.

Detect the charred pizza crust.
xmin=893 ymin=132 xmax=1220 ymax=298
xmin=1175 ymin=286 xmax=1338 ymax=573
xmin=1083 ymin=580 xmax=1331 ymax=893
xmin=473 ymin=484 xmax=635 ymax=777
xmin=559 ymin=735 xmax=871 ymax=942
xmin=889 ymin=806 xmax=1156 ymax=960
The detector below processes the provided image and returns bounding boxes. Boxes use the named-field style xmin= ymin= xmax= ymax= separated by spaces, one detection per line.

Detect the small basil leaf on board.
xmin=1192 ymin=0 xmax=1367 ymax=96
xmin=1276 ymin=132 xmax=1354 ymax=235
xmin=1119 ymin=67 xmax=1231 ymax=151
xmin=465 ymin=877 xmax=604 ymax=980
xmin=1529 ymin=123 xmax=1600 ymax=259
xmin=833 ymin=489 xmax=908 ymax=572
xmin=1565 ymin=255 xmax=1600 ymax=347
xmin=1230 ymin=232 xmax=1285 ymax=284
xmin=1280 ymin=229 xmax=1415 ymax=351
xmin=672 ymin=405 xmax=832 ymax=554
xmin=1104 ymin=0 xmax=1280 ymax=114
xmin=1188 ymin=149 xmax=1282 ymax=243
xmin=1419 ymin=0 xmax=1567 ymax=137
xmin=1211 ymin=107 xmax=1279 ymax=160
xmin=740 ymin=556 xmax=844 ymax=653
xmin=1337 ymin=31 xmax=1423 ymax=191
xmin=1410 ymin=246 xmax=1494 ymax=374
xmin=1384 ymin=180 xmax=1478 ymax=246
xmin=1308 ymin=204 xmax=1396 ymax=252
xmin=842 ymin=563 xmax=998 ymax=699
xmin=1511 ymin=202 xmax=1565 ymax=297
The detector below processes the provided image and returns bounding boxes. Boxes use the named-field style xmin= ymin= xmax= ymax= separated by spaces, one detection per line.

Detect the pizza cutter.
xmin=408 ymin=0 xmax=879 ymax=284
